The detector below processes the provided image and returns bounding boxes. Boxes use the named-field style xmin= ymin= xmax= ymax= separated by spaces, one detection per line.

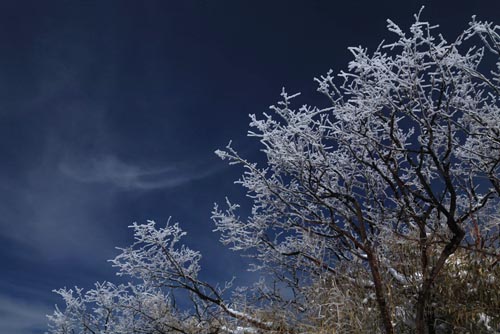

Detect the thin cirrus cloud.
xmin=0 ymin=294 xmax=52 ymax=334
xmin=0 ymin=151 xmax=223 ymax=262
xmin=59 ymin=155 xmax=221 ymax=191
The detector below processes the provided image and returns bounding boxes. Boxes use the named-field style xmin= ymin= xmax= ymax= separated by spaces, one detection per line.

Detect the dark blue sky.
xmin=0 ymin=1 xmax=498 ymax=333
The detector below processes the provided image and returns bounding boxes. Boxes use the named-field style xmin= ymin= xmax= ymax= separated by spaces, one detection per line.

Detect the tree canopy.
xmin=48 ymin=10 xmax=500 ymax=334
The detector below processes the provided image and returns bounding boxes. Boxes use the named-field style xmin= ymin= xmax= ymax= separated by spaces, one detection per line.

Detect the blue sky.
xmin=0 ymin=1 xmax=498 ymax=333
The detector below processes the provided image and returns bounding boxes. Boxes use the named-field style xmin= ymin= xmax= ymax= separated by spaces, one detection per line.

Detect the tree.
xmin=48 ymin=11 xmax=500 ymax=334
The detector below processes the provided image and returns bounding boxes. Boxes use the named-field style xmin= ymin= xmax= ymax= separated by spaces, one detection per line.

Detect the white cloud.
xmin=59 ymin=155 xmax=219 ymax=190
xmin=0 ymin=145 xmax=225 ymax=264
xmin=0 ymin=294 xmax=51 ymax=334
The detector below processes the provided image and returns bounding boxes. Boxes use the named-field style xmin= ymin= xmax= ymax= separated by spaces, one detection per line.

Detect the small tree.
xmin=48 ymin=11 xmax=500 ymax=334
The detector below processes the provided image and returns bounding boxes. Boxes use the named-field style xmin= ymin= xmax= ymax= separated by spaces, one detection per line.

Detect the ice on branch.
xmin=49 ymin=11 xmax=500 ymax=334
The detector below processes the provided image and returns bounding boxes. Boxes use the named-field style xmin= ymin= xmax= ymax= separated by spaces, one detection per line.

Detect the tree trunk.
xmin=367 ymin=251 xmax=394 ymax=334
xmin=415 ymin=288 xmax=430 ymax=334
xmin=427 ymin=306 xmax=436 ymax=334
xmin=415 ymin=231 xmax=464 ymax=334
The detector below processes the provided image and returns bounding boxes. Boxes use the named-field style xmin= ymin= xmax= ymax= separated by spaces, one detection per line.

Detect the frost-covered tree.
xmin=213 ymin=10 xmax=500 ymax=333
xmin=48 ymin=221 xmax=277 ymax=334
xmin=48 ymin=11 xmax=500 ymax=334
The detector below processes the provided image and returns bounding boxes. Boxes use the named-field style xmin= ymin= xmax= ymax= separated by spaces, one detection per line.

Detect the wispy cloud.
xmin=0 ymin=294 xmax=51 ymax=334
xmin=59 ymin=154 xmax=221 ymax=190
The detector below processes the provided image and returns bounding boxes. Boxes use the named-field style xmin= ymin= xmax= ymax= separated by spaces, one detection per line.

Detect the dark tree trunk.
xmin=427 ymin=306 xmax=436 ymax=334
xmin=368 ymin=251 xmax=395 ymax=334
xmin=415 ymin=231 xmax=464 ymax=334
xmin=415 ymin=288 xmax=430 ymax=334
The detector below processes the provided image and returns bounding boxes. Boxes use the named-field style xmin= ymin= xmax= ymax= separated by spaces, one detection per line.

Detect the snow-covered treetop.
xmin=48 ymin=11 xmax=500 ymax=334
